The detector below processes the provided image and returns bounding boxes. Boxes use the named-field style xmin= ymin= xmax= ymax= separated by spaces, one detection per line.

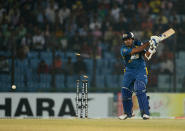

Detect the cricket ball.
xmin=12 ymin=85 xmax=16 ymax=89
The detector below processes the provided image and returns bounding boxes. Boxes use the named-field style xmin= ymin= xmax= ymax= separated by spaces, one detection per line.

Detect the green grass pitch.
xmin=0 ymin=118 xmax=185 ymax=131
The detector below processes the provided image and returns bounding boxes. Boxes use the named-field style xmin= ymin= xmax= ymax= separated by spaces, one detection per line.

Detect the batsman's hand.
xmin=149 ymin=36 xmax=161 ymax=48
xmin=145 ymin=47 xmax=156 ymax=60
xmin=148 ymin=46 xmax=156 ymax=54
xmin=145 ymin=44 xmax=157 ymax=60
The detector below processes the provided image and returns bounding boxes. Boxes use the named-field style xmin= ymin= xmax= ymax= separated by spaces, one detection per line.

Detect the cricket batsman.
xmin=118 ymin=32 xmax=161 ymax=120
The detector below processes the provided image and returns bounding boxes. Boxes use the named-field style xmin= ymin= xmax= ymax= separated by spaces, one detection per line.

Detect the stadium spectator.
xmin=141 ymin=16 xmax=153 ymax=30
xmin=149 ymin=0 xmax=161 ymax=14
xmin=37 ymin=60 xmax=49 ymax=74
xmin=114 ymin=13 xmax=128 ymax=31
xmin=156 ymin=12 xmax=168 ymax=26
xmin=58 ymin=5 xmax=71 ymax=25
xmin=45 ymin=2 xmax=56 ymax=24
xmin=74 ymin=56 xmax=87 ymax=75
xmin=104 ymin=26 xmax=114 ymax=51
xmin=161 ymin=0 xmax=173 ymax=16
xmin=64 ymin=56 xmax=74 ymax=76
xmin=36 ymin=7 xmax=45 ymax=26
xmin=51 ymin=55 xmax=63 ymax=73
xmin=21 ymin=33 xmax=32 ymax=49
xmin=92 ymin=25 xmax=103 ymax=39
xmin=89 ymin=16 xmax=101 ymax=30
xmin=79 ymin=24 xmax=89 ymax=37
xmin=32 ymin=28 xmax=45 ymax=51
xmin=81 ymin=41 xmax=92 ymax=57
xmin=8 ymin=8 xmax=20 ymax=26
xmin=110 ymin=4 xmax=120 ymax=22
xmin=137 ymin=0 xmax=149 ymax=18
xmin=59 ymin=34 xmax=68 ymax=51
xmin=69 ymin=31 xmax=81 ymax=52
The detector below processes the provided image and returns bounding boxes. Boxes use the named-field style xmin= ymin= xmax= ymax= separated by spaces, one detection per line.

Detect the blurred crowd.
xmin=1 ymin=0 xmax=185 ymax=52
xmin=37 ymin=55 xmax=87 ymax=75
xmin=0 ymin=0 xmax=185 ymax=89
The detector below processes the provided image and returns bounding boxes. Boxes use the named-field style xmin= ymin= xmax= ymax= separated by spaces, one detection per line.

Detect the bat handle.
xmin=158 ymin=34 xmax=166 ymax=42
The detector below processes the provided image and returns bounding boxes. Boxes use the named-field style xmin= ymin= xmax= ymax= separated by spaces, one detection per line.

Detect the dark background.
xmin=0 ymin=0 xmax=185 ymax=92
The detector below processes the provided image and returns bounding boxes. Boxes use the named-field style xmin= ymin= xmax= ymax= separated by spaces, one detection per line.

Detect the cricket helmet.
xmin=122 ymin=32 xmax=134 ymax=41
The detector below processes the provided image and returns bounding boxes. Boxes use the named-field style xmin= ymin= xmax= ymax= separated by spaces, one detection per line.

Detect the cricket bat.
xmin=145 ymin=28 xmax=175 ymax=60
xmin=158 ymin=28 xmax=175 ymax=42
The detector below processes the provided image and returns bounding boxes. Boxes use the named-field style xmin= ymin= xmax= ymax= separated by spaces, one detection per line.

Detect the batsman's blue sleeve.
xmin=121 ymin=47 xmax=132 ymax=56
xmin=135 ymin=40 xmax=146 ymax=53
xmin=136 ymin=41 xmax=142 ymax=46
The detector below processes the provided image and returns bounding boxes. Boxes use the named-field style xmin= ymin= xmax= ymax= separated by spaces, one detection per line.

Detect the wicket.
xmin=76 ymin=76 xmax=88 ymax=118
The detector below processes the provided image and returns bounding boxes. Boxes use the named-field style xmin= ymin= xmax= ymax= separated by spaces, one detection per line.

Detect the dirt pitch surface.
xmin=0 ymin=118 xmax=185 ymax=131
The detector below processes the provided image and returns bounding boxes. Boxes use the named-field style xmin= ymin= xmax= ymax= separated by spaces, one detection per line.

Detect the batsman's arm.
xmin=130 ymin=42 xmax=150 ymax=55
xmin=131 ymin=35 xmax=160 ymax=59
xmin=130 ymin=28 xmax=175 ymax=60
xmin=130 ymin=44 xmax=154 ymax=60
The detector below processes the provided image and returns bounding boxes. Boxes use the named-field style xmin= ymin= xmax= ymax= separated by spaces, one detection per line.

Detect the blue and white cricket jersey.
xmin=120 ymin=40 xmax=146 ymax=69
xmin=120 ymin=40 xmax=148 ymax=88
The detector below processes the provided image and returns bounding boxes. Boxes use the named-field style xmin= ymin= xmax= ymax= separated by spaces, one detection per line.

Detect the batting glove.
xmin=145 ymin=46 xmax=156 ymax=60
xmin=149 ymin=36 xmax=161 ymax=48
